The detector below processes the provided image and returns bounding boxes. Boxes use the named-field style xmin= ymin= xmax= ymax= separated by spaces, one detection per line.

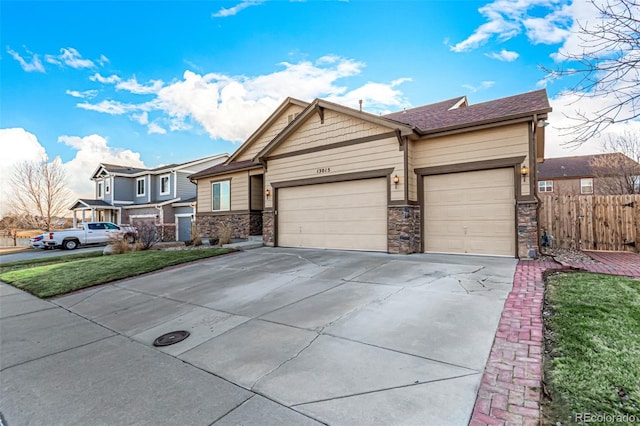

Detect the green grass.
xmin=0 ymin=251 xmax=104 ymax=273
xmin=544 ymin=272 xmax=640 ymax=424
xmin=0 ymin=248 xmax=231 ymax=298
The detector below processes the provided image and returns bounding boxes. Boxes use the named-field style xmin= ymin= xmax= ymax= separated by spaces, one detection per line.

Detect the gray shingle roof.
xmin=537 ymin=153 xmax=639 ymax=179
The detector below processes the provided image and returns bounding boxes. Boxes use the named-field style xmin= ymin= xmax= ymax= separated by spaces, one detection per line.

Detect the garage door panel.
xmin=278 ymin=179 xmax=387 ymax=251
xmin=424 ymin=168 xmax=515 ymax=257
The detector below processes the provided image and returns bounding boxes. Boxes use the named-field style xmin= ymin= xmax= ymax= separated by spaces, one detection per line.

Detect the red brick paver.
xmin=471 ymin=252 xmax=640 ymax=425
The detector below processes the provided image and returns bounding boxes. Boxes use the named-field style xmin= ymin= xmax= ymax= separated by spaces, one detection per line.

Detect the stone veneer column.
xmin=517 ymin=202 xmax=539 ymax=259
xmin=262 ymin=210 xmax=274 ymax=246
xmin=387 ymin=205 xmax=421 ymax=254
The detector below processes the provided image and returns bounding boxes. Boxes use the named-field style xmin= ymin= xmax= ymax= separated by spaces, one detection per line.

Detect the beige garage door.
xmin=278 ymin=179 xmax=387 ymax=251
xmin=424 ymin=168 xmax=515 ymax=256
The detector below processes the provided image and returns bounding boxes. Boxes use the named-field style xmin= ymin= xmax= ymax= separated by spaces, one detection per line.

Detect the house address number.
xmin=316 ymin=167 xmax=331 ymax=174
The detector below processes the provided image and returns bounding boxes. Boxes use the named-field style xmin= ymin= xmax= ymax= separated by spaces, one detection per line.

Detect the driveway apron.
xmin=1 ymin=247 xmax=517 ymax=425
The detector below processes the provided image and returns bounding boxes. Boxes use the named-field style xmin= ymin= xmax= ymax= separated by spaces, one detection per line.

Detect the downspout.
xmin=532 ymin=114 xmax=542 ymax=258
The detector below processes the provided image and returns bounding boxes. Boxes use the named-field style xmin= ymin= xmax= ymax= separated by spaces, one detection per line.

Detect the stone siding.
xmin=262 ymin=210 xmax=274 ymax=246
xmin=196 ymin=213 xmax=250 ymax=240
xmin=517 ymin=202 xmax=539 ymax=259
xmin=387 ymin=205 xmax=421 ymax=254
xmin=250 ymin=212 xmax=263 ymax=236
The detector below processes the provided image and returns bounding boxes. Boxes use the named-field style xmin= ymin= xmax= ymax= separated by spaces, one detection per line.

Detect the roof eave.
xmin=418 ymin=109 xmax=551 ymax=138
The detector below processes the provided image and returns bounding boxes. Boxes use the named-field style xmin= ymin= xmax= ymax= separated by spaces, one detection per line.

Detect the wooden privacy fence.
xmin=538 ymin=194 xmax=640 ymax=252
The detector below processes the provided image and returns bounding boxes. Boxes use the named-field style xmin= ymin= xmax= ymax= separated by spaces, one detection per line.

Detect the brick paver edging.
xmin=470 ymin=252 xmax=640 ymax=426
xmin=470 ymin=260 xmax=563 ymax=426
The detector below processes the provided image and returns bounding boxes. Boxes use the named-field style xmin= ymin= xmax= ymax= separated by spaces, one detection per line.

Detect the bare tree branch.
xmin=589 ymin=129 xmax=640 ymax=194
xmin=10 ymin=159 xmax=72 ymax=230
xmin=541 ymin=0 xmax=640 ymax=146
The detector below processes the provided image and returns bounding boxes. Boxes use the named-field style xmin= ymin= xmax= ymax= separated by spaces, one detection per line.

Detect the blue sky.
xmin=1 ymin=0 xmax=631 ymax=206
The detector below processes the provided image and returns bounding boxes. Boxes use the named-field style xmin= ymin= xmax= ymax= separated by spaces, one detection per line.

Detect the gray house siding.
xmin=113 ymin=177 xmax=134 ymax=202
xmin=176 ymin=171 xmax=196 ymax=199
xmin=173 ymin=206 xmax=194 ymax=215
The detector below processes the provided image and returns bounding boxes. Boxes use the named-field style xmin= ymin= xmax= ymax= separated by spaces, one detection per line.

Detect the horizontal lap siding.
xmin=265 ymin=137 xmax=403 ymax=209
xmin=274 ymin=110 xmax=392 ymax=155
xmin=412 ymin=123 xmax=530 ymax=195
xmin=235 ymin=104 xmax=306 ymax=162
xmin=195 ymin=171 xmax=248 ymax=213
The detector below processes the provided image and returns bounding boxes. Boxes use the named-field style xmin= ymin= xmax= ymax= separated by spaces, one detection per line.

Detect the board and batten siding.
xmin=265 ymin=136 xmax=404 ymax=209
xmin=114 ymin=177 xmax=133 ymax=201
xmin=272 ymin=110 xmax=392 ymax=155
xmin=234 ymin=104 xmax=306 ymax=162
xmin=410 ymin=123 xmax=531 ymax=199
xmin=196 ymin=171 xmax=249 ymax=213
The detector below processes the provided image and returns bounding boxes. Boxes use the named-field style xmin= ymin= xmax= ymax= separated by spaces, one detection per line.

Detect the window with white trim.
xmin=212 ymin=180 xmax=230 ymax=211
xmin=538 ymin=180 xmax=553 ymax=193
xmin=581 ymin=178 xmax=594 ymax=194
xmin=159 ymin=175 xmax=170 ymax=195
xmin=105 ymin=179 xmax=110 ymax=194
xmin=136 ymin=177 xmax=146 ymax=197
xmin=97 ymin=181 xmax=103 ymax=198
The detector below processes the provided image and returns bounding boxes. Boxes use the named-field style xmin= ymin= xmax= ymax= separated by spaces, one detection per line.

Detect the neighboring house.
xmin=70 ymin=154 xmax=228 ymax=241
xmin=190 ymin=90 xmax=551 ymax=258
xmin=536 ymin=153 xmax=640 ymax=195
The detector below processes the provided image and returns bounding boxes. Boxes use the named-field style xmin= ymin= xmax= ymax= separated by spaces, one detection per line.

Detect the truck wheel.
xmin=63 ymin=239 xmax=79 ymax=250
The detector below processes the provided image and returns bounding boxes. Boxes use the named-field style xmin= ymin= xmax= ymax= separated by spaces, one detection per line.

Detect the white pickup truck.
xmin=43 ymin=222 xmax=136 ymax=250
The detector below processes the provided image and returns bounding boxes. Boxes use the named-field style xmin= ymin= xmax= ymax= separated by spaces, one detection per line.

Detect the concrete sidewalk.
xmin=1 ymin=248 xmax=518 ymax=425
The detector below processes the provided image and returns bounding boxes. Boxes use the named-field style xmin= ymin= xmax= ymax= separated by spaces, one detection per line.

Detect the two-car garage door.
xmin=278 ymin=179 xmax=387 ymax=251
xmin=423 ymin=168 xmax=515 ymax=257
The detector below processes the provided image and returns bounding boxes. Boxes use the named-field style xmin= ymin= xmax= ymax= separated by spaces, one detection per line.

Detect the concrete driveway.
xmin=1 ymin=247 xmax=517 ymax=425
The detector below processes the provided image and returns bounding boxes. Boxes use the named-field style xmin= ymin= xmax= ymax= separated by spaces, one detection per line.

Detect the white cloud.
xmin=58 ymin=134 xmax=145 ymax=200
xmin=116 ymin=76 xmax=164 ymax=94
xmin=46 ymin=47 xmax=95 ymax=69
xmin=6 ymin=47 xmax=45 ymax=73
xmin=66 ymin=89 xmax=98 ymax=99
xmin=212 ymin=0 xmax=265 ymax=17
xmin=77 ymin=100 xmax=137 ymax=115
xmin=90 ymin=73 xmax=121 ymax=84
xmin=131 ymin=112 xmax=149 ymax=125
xmin=78 ymin=56 xmax=412 ymax=143
xmin=485 ymin=49 xmax=519 ymax=61
xmin=451 ymin=0 xmax=572 ymax=53
xmin=98 ymin=54 xmax=110 ymax=66
xmin=0 ymin=129 xmax=48 ymax=215
xmin=147 ymin=122 xmax=167 ymax=135
xmin=462 ymin=81 xmax=496 ymax=93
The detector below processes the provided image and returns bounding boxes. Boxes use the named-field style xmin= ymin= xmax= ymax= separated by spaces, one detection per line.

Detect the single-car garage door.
xmin=424 ymin=168 xmax=515 ymax=256
xmin=278 ymin=178 xmax=387 ymax=251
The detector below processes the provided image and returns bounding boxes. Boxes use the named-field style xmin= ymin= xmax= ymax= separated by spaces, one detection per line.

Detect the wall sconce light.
xmin=265 ymin=188 xmax=271 ymax=199
xmin=393 ymin=175 xmax=400 ymax=188
xmin=537 ymin=119 xmax=549 ymax=128
xmin=521 ymin=165 xmax=529 ymax=180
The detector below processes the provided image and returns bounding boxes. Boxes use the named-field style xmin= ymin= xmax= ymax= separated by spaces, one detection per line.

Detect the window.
xmin=538 ymin=180 xmax=553 ymax=193
xmin=97 ymin=181 xmax=103 ymax=198
xmin=105 ymin=223 xmax=119 ymax=230
xmin=212 ymin=180 xmax=230 ymax=211
xmin=136 ymin=177 xmax=146 ymax=197
xmin=159 ymin=175 xmax=170 ymax=195
xmin=581 ymin=178 xmax=594 ymax=194
xmin=105 ymin=179 xmax=110 ymax=194
xmin=631 ymin=176 xmax=640 ymax=193
xmin=88 ymin=223 xmax=106 ymax=230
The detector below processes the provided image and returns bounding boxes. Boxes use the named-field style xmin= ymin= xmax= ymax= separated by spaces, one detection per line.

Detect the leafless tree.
xmin=590 ymin=130 xmax=640 ymax=194
xmin=543 ymin=0 xmax=640 ymax=145
xmin=132 ymin=220 xmax=160 ymax=250
xmin=10 ymin=159 xmax=71 ymax=231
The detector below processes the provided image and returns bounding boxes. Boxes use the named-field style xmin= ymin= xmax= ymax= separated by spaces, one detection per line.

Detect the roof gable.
xmin=227 ymin=97 xmax=309 ymax=163
xmin=255 ymin=98 xmax=413 ymax=161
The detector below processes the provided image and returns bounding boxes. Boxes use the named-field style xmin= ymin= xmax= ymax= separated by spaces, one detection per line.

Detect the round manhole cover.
xmin=153 ymin=330 xmax=190 ymax=347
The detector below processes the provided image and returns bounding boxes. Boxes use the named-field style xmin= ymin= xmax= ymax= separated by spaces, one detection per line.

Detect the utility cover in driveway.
xmin=153 ymin=330 xmax=190 ymax=346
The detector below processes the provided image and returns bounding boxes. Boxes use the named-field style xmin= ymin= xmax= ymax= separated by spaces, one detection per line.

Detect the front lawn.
xmin=0 ymin=248 xmax=231 ymax=298
xmin=543 ymin=272 xmax=640 ymax=424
